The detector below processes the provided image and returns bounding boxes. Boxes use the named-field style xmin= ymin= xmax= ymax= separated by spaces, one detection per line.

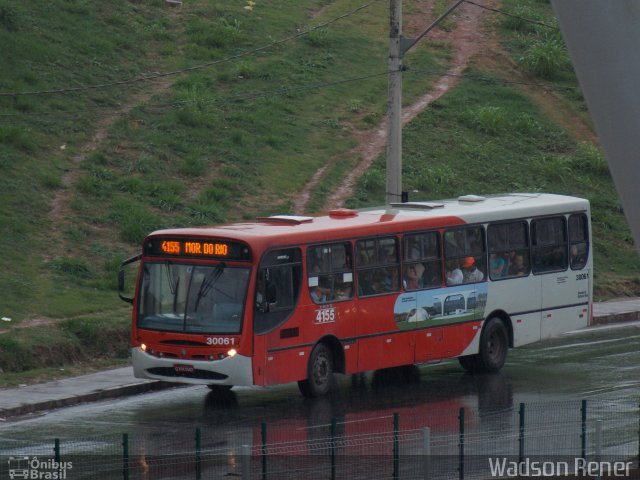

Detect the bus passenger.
xmin=490 ymin=253 xmax=506 ymax=278
xmin=357 ymin=271 xmax=375 ymax=296
xmin=335 ymin=282 xmax=353 ymax=300
xmin=404 ymin=263 xmax=425 ymax=290
xmin=463 ymin=256 xmax=484 ymax=283
xmin=509 ymin=255 xmax=527 ymax=276
xmin=311 ymin=285 xmax=330 ymax=303
xmin=446 ymin=260 xmax=463 ymax=285
xmin=383 ymin=267 xmax=400 ymax=292
xmin=570 ymin=244 xmax=586 ymax=269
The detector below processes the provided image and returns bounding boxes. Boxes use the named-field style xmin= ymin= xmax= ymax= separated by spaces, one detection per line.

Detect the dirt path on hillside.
xmin=49 ymin=79 xmax=173 ymax=231
xmin=293 ymin=0 xmax=491 ymax=214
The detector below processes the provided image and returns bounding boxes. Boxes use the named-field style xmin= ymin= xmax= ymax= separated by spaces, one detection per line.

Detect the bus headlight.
xmin=227 ymin=349 xmax=237 ymax=357
xmin=141 ymin=343 xmax=147 ymax=352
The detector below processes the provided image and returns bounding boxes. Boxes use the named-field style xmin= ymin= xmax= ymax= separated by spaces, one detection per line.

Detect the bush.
xmin=463 ymin=106 xmax=509 ymax=135
xmin=518 ymin=36 xmax=570 ymax=79
xmin=110 ymin=199 xmax=163 ymax=244
xmin=569 ymin=142 xmax=609 ymax=176
xmin=0 ymin=125 xmax=37 ymax=152
xmin=501 ymin=6 xmax=543 ymax=34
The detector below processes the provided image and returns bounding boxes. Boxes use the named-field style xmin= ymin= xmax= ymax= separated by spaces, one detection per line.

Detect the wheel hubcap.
xmin=313 ymin=355 xmax=329 ymax=385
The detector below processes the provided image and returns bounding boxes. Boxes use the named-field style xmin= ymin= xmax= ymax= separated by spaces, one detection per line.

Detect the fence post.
xmin=393 ymin=412 xmax=399 ymax=480
xmin=458 ymin=407 xmax=464 ymax=480
xmin=422 ymin=427 xmax=431 ymax=480
xmin=595 ymin=420 xmax=602 ymax=480
xmin=518 ymin=403 xmax=525 ymax=464
xmin=241 ymin=444 xmax=251 ymax=480
xmin=195 ymin=427 xmax=202 ymax=480
xmin=331 ymin=417 xmax=337 ymax=480
xmin=54 ymin=438 xmax=60 ymax=463
xmin=261 ymin=422 xmax=267 ymax=480
xmin=122 ymin=433 xmax=129 ymax=480
xmin=581 ymin=399 xmax=587 ymax=459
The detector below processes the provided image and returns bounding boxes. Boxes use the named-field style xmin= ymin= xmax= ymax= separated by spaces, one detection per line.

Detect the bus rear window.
xmin=569 ymin=214 xmax=589 ymax=270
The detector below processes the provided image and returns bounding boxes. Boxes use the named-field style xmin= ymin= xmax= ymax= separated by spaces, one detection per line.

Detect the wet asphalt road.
xmin=1 ymin=322 xmax=639 ymax=445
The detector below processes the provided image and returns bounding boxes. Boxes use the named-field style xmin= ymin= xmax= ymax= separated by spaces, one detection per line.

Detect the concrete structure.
xmin=552 ymin=1 xmax=640 ymax=254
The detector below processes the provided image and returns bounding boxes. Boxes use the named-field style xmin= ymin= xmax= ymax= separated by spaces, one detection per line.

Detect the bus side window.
xmin=487 ymin=221 xmax=530 ymax=280
xmin=569 ymin=214 xmax=589 ymax=270
xmin=531 ymin=216 xmax=568 ymax=274
xmin=356 ymin=236 xmax=400 ymax=297
xmin=444 ymin=226 xmax=486 ymax=285
xmin=254 ymin=248 xmax=302 ymax=335
xmin=403 ymin=231 xmax=442 ymax=290
xmin=307 ymin=242 xmax=353 ymax=303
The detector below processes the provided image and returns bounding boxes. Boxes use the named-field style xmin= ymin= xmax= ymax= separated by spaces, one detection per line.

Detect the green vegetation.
xmin=0 ymin=0 xmax=637 ymax=381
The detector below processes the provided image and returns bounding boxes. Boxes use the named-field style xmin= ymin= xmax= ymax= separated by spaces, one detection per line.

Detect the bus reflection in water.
xmin=119 ymin=194 xmax=592 ymax=398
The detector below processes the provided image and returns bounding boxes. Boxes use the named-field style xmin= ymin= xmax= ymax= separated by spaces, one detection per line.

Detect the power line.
xmin=464 ymin=0 xmax=559 ymax=31
xmin=404 ymin=0 xmax=466 ymax=53
xmin=0 ymin=65 xmax=580 ymax=124
xmin=0 ymin=0 xmax=383 ymax=98
xmin=0 ymin=70 xmax=392 ymax=122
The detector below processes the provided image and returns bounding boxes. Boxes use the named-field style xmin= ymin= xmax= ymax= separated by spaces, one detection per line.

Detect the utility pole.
xmin=385 ymin=0 xmax=403 ymax=205
xmin=384 ymin=0 xmax=465 ymax=205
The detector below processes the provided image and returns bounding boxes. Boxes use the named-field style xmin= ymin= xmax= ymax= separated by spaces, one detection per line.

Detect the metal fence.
xmin=1 ymin=399 xmax=638 ymax=479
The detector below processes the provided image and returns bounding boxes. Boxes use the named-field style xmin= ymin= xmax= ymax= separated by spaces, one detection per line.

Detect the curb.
xmin=0 ymin=381 xmax=180 ymax=420
xmin=592 ymin=312 xmax=640 ymax=326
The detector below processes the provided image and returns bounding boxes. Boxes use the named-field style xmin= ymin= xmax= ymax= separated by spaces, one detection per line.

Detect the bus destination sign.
xmin=144 ymin=238 xmax=251 ymax=261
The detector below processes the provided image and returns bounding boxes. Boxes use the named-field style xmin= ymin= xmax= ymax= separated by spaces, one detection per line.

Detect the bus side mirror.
xmin=118 ymin=254 xmax=141 ymax=304
xmin=118 ymin=269 xmax=126 ymax=292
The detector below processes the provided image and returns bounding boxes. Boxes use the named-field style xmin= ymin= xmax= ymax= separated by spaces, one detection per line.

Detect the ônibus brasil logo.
xmin=7 ymin=456 xmax=73 ymax=479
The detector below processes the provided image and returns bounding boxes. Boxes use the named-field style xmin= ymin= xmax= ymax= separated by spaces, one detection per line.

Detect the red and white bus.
xmin=119 ymin=193 xmax=592 ymax=397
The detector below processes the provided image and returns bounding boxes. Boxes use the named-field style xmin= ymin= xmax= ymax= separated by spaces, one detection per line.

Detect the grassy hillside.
xmin=0 ymin=0 xmax=637 ymax=381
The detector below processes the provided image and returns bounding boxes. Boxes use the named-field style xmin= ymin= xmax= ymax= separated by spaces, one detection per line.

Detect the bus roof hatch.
xmin=256 ymin=215 xmax=314 ymax=224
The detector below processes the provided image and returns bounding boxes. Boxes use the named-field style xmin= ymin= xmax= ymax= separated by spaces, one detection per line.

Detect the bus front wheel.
xmin=298 ymin=343 xmax=334 ymax=398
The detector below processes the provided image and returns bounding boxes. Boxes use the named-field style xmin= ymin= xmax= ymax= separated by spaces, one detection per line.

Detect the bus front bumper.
xmin=131 ymin=347 xmax=253 ymax=386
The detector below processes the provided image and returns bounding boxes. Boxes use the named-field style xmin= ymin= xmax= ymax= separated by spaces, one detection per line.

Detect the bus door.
xmin=354 ymin=237 xmax=412 ymax=371
xmin=253 ymin=248 xmax=304 ymax=386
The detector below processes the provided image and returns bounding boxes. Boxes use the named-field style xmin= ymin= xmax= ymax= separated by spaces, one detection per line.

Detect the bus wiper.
xmin=194 ymin=262 xmax=226 ymax=312
xmin=165 ymin=261 xmax=179 ymax=294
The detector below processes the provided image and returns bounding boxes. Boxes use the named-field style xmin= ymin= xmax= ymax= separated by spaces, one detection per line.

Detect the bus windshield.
xmin=138 ymin=262 xmax=250 ymax=334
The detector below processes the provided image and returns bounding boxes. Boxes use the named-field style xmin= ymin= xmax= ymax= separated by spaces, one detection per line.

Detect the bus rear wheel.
xmin=458 ymin=354 xmax=482 ymax=373
xmin=479 ymin=317 xmax=508 ymax=372
xmin=298 ymin=343 xmax=334 ymax=398
xmin=459 ymin=317 xmax=508 ymax=373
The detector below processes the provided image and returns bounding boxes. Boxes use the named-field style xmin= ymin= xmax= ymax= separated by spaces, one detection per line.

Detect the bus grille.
xmin=146 ymin=367 xmax=228 ymax=380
